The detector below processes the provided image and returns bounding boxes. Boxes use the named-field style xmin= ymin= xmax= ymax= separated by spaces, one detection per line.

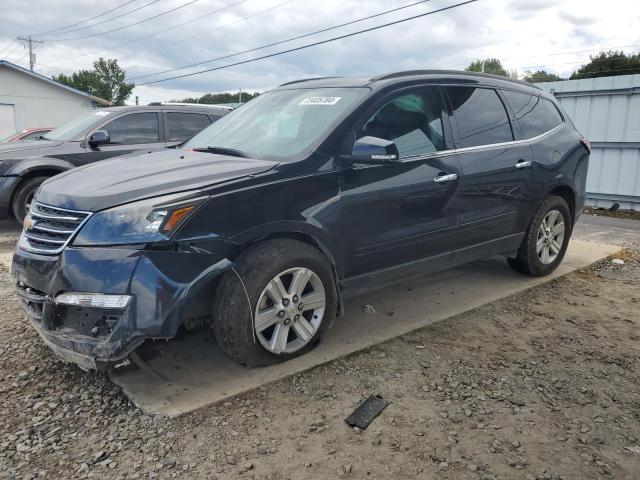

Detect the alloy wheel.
xmin=254 ymin=267 xmax=326 ymax=354
xmin=536 ymin=209 xmax=565 ymax=264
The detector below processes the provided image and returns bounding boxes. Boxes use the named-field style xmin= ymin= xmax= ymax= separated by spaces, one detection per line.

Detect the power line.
xmin=0 ymin=38 xmax=18 ymax=57
xmin=129 ymin=0 xmax=436 ymax=81
xmin=33 ymin=0 xmax=139 ymax=36
xmin=36 ymin=0 xmax=164 ymax=38
xmin=500 ymin=44 xmax=640 ymax=63
xmin=2 ymin=41 xmax=22 ymax=60
xmin=520 ymin=52 xmax=640 ymax=71
xmin=137 ymin=0 xmax=479 ymax=86
xmin=118 ymin=0 xmax=298 ymax=61
xmin=45 ymin=0 xmax=199 ymax=42
xmin=104 ymin=0 xmax=248 ymax=53
xmin=452 ymin=44 xmax=640 ymax=69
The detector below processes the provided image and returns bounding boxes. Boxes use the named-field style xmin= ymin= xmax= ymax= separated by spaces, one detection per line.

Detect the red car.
xmin=0 ymin=128 xmax=52 ymax=143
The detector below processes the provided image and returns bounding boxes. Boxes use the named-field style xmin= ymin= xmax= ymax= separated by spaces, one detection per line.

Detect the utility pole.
xmin=481 ymin=59 xmax=485 ymax=73
xmin=17 ymin=36 xmax=43 ymax=71
xmin=238 ymin=89 xmax=243 ymax=105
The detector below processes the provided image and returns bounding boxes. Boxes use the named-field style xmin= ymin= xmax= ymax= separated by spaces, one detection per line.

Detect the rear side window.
xmin=102 ymin=112 xmax=160 ymax=144
xmin=360 ymin=87 xmax=447 ymax=157
xmin=445 ymin=87 xmax=513 ymax=148
xmin=502 ymin=90 xmax=563 ymax=139
xmin=166 ymin=112 xmax=211 ymax=142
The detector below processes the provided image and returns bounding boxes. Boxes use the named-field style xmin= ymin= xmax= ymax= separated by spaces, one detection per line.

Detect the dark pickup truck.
xmin=0 ymin=104 xmax=229 ymax=223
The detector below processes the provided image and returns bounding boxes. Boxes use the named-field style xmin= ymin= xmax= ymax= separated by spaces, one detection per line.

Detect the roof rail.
xmin=147 ymin=102 xmax=235 ymax=109
xmin=278 ymin=76 xmax=340 ymax=87
xmin=370 ymin=70 xmax=542 ymax=90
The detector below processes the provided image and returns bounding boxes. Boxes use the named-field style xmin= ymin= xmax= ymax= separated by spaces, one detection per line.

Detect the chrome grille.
xmin=19 ymin=202 xmax=92 ymax=255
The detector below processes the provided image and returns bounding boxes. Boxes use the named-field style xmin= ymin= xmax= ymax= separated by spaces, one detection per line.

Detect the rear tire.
xmin=508 ymin=194 xmax=572 ymax=277
xmin=12 ymin=176 xmax=49 ymax=224
xmin=211 ymin=239 xmax=337 ymax=367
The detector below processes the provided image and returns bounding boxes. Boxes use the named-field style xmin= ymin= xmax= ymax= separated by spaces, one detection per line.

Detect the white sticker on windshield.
xmin=299 ymin=96 xmax=342 ymax=106
xmin=94 ymin=111 xmax=110 ymax=116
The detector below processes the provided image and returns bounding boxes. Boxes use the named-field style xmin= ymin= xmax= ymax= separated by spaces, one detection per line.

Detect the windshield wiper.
xmin=192 ymin=146 xmax=248 ymax=158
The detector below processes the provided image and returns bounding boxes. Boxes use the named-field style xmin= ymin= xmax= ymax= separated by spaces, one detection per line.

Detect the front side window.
xmin=102 ymin=112 xmax=160 ymax=144
xmin=165 ymin=112 xmax=211 ymax=142
xmin=446 ymin=87 xmax=513 ymax=148
xmin=184 ymin=88 xmax=368 ymax=161
xmin=360 ymin=87 xmax=447 ymax=157
xmin=502 ymin=90 xmax=563 ymax=139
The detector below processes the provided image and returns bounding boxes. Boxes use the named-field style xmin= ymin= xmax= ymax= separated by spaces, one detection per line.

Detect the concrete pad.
xmin=111 ymin=239 xmax=619 ymax=417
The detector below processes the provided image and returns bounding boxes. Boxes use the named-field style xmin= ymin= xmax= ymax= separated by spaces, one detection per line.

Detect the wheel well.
xmin=549 ymin=185 xmax=575 ymax=221
xmin=9 ymin=169 xmax=63 ymax=216
xmin=253 ymin=231 xmax=340 ymax=274
xmin=248 ymin=231 xmax=345 ymax=316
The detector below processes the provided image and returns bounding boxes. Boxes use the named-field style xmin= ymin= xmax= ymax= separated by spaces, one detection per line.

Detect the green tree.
xmin=173 ymin=91 xmax=261 ymax=104
xmin=465 ymin=58 xmax=508 ymax=77
xmin=53 ymin=58 xmax=134 ymax=106
xmin=524 ymin=70 xmax=563 ymax=83
xmin=570 ymin=50 xmax=640 ymax=79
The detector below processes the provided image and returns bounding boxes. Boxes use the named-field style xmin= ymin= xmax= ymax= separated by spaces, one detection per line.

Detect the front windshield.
xmin=0 ymin=132 xmax=18 ymax=142
xmin=44 ymin=110 xmax=112 ymax=141
xmin=184 ymin=88 xmax=368 ymax=160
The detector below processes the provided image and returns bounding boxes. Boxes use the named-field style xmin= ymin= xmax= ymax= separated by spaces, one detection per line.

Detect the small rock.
xmin=467 ymin=463 xmax=478 ymax=472
xmin=363 ymin=305 xmax=376 ymax=314
xmin=611 ymin=259 xmax=625 ymax=265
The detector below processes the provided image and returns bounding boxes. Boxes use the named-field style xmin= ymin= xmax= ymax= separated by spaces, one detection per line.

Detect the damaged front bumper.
xmin=12 ymin=245 xmax=234 ymax=370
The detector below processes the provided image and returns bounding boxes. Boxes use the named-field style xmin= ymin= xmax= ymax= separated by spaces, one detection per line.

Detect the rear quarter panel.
xmin=529 ymin=122 xmax=588 ymax=221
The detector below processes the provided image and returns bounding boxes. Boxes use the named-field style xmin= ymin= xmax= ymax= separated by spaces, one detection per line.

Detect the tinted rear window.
xmin=445 ymin=87 xmax=513 ymax=148
xmin=502 ymin=90 xmax=563 ymax=139
xmin=166 ymin=112 xmax=211 ymax=142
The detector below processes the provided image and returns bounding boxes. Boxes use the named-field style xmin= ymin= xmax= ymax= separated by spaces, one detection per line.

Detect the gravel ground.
xmin=1 ymin=246 xmax=639 ymax=480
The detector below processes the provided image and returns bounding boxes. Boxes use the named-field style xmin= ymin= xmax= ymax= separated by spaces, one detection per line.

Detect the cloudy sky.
xmin=1 ymin=0 xmax=638 ymax=104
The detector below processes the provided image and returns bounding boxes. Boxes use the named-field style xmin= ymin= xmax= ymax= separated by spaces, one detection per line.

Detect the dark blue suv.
xmin=11 ymin=71 xmax=589 ymax=370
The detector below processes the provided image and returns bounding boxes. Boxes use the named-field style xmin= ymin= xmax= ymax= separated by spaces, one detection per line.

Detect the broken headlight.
xmin=73 ymin=194 xmax=207 ymax=246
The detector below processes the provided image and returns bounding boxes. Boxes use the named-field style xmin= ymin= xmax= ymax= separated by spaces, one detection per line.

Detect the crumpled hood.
xmin=35 ymin=149 xmax=278 ymax=211
xmin=0 ymin=139 xmax=63 ymax=157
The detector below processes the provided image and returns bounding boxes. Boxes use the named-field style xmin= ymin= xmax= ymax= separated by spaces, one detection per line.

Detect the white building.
xmin=0 ymin=60 xmax=109 ymax=138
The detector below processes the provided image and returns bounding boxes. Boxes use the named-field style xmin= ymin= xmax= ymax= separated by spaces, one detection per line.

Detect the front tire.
xmin=508 ymin=194 xmax=572 ymax=277
xmin=211 ymin=239 xmax=337 ymax=367
xmin=12 ymin=176 xmax=49 ymax=224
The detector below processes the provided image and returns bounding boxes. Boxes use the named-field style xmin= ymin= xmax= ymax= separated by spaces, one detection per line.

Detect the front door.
xmin=338 ymin=86 xmax=461 ymax=282
xmin=444 ymin=86 xmax=533 ymax=255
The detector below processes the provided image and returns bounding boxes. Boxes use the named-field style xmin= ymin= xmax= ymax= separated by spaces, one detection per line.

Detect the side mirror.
xmin=348 ymin=136 xmax=399 ymax=164
xmin=88 ymin=130 xmax=110 ymax=147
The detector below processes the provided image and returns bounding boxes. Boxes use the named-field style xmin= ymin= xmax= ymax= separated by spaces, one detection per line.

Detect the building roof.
xmin=0 ymin=60 xmax=110 ymax=106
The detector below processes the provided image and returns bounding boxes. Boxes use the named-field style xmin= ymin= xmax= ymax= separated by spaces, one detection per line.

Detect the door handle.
xmin=433 ymin=173 xmax=458 ymax=183
xmin=515 ymin=160 xmax=532 ymax=169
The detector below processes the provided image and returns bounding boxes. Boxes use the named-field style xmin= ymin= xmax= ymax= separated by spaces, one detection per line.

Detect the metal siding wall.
xmin=537 ymin=74 xmax=640 ymax=210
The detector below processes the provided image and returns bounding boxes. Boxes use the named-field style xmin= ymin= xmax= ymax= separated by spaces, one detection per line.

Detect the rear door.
xmin=445 ymin=86 xmax=533 ymax=256
xmin=82 ymin=111 xmax=165 ymax=164
xmin=338 ymin=85 xmax=461 ymax=280
xmin=163 ymin=111 xmax=212 ymax=146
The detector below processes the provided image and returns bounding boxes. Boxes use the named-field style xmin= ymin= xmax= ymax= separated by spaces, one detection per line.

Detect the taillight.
xmin=580 ymin=138 xmax=591 ymax=153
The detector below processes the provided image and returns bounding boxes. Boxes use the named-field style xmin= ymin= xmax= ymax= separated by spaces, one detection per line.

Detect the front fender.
xmin=230 ymin=220 xmax=344 ymax=278
xmin=4 ymin=158 xmax=74 ymax=177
